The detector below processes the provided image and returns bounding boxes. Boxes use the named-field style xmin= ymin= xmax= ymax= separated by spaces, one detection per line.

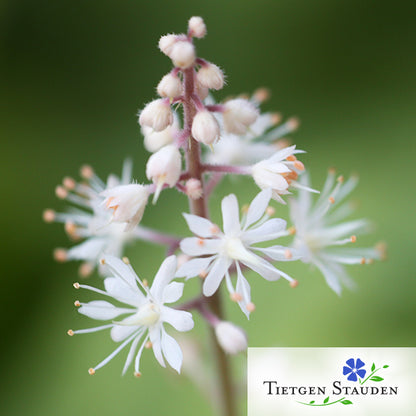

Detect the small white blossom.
xmin=252 ymin=145 xmax=314 ymax=203
xmin=157 ymin=73 xmax=183 ymax=99
xmin=159 ymin=34 xmax=177 ymax=56
xmin=44 ymin=160 xmax=146 ymax=276
xmin=196 ymin=63 xmax=224 ymax=91
xmin=215 ymin=321 xmax=247 ymax=354
xmin=146 ymin=144 xmax=182 ymax=202
xmin=188 ymin=16 xmax=206 ymax=38
xmin=192 ymin=110 xmax=220 ymax=145
xmin=289 ymin=172 xmax=381 ymax=294
xmin=176 ymin=189 xmax=299 ymax=317
xmin=142 ymin=113 xmax=179 ymax=153
xmin=169 ymin=41 xmax=196 ymax=69
xmin=139 ymin=99 xmax=173 ymax=132
xmin=222 ymin=98 xmax=259 ymax=135
xmin=69 ymin=255 xmax=194 ymax=376
xmin=101 ymin=184 xmax=149 ymax=231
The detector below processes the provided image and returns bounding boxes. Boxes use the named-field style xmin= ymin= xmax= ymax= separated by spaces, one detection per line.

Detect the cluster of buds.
xmin=45 ymin=16 xmax=382 ymax=385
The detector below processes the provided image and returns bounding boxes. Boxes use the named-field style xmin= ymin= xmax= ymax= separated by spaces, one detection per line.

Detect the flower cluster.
xmin=45 ymin=17 xmax=381 ymax=382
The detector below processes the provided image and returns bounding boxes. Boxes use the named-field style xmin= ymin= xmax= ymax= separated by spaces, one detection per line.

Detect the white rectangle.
xmin=248 ymin=348 xmax=416 ymax=416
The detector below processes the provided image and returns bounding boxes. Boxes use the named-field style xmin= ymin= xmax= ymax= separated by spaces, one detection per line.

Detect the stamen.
xmin=122 ymin=257 xmax=130 ymax=265
xmin=210 ymin=225 xmax=220 ymax=234
xmin=67 ymin=329 xmax=74 ymax=336
xmin=74 ymin=300 xmax=81 ymax=307
xmin=88 ymin=368 xmax=95 ymax=375
xmin=286 ymin=155 xmax=297 ymax=162
xmin=329 ymin=197 xmax=335 ymax=204
xmin=80 ymin=165 xmax=94 ymax=179
xmin=199 ymin=270 xmax=208 ymax=279
xmin=287 ymin=117 xmax=299 ymax=131
xmin=65 ymin=221 xmax=79 ymax=238
xmin=142 ymin=279 xmax=149 ymax=288
xmin=241 ymin=204 xmax=249 ymax=214
xmin=337 ymin=175 xmax=344 ymax=183
xmin=284 ymin=249 xmax=292 ymax=259
xmin=230 ymin=292 xmax=243 ymax=302
xmin=134 ymin=372 xmax=142 ymax=378
xmin=290 ymin=280 xmax=299 ymax=288
xmin=55 ymin=186 xmax=68 ymax=199
xmin=351 ymin=235 xmax=357 ymax=243
xmin=294 ymin=160 xmax=305 ymax=171
xmin=63 ymin=176 xmax=76 ymax=190
xmin=197 ymin=239 xmax=205 ymax=246
xmin=270 ymin=112 xmax=282 ymax=125
xmin=100 ymin=258 xmax=106 ymax=265
xmin=145 ymin=341 xmax=152 ymax=349
xmin=246 ymin=302 xmax=256 ymax=312
xmin=73 ymin=282 xmax=80 ymax=289
xmin=288 ymin=226 xmax=296 ymax=235
xmin=253 ymin=87 xmax=270 ymax=103
xmin=266 ymin=206 xmax=275 ymax=216
xmin=79 ymin=263 xmax=94 ymax=278
xmin=360 ymin=258 xmax=366 ymax=265
xmin=54 ymin=248 xmax=67 ymax=262
xmin=43 ymin=209 xmax=55 ymax=223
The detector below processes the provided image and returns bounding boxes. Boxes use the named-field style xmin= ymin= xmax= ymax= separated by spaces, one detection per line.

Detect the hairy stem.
xmin=183 ymin=67 xmax=237 ymax=416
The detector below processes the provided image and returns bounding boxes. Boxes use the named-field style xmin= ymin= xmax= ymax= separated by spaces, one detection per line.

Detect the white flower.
xmin=196 ymin=63 xmax=224 ymax=91
xmin=146 ymin=144 xmax=182 ymax=202
xmin=169 ymin=41 xmax=195 ymax=69
xmin=159 ymin=34 xmax=177 ymax=56
xmin=44 ymin=160 xmax=146 ymax=276
xmin=215 ymin=321 xmax=247 ymax=354
xmin=289 ymin=172 xmax=381 ymax=294
xmin=69 ymin=255 xmax=194 ymax=376
xmin=251 ymin=145 xmax=314 ymax=203
xmin=176 ymin=189 xmax=299 ymax=317
xmin=142 ymin=112 xmax=179 ymax=153
xmin=188 ymin=16 xmax=206 ymax=38
xmin=222 ymin=98 xmax=259 ymax=135
xmin=139 ymin=99 xmax=173 ymax=132
xmin=192 ymin=110 xmax=220 ymax=145
xmin=101 ymin=183 xmax=149 ymax=231
xmin=157 ymin=73 xmax=183 ymax=99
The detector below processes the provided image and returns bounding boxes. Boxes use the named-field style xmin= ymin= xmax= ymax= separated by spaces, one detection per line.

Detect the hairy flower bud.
xmin=191 ymin=110 xmax=220 ymax=145
xmin=159 ymin=34 xmax=177 ymax=56
xmin=139 ymin=99 xmax=173 ymax=132
xmin=188 ymin=16 xmax=206 ymax=38
xmin=215 ymin=321 xmax=247 ymax=354
xmin=197 ymin=63 xmax=224 ymax=90
xmin=223 ymin=98 xmax=259 ymax=135
xmin=196 ymin=80 xmax=209 ymax=101
xmin=157 ymin=73 xmax=183 ymax=99
xmin=101 ymin=184 xmax=149 ymax=231
xmin=169 ymin=41 xmax=196 ymax=69
xmin=185 ymin=178 xmax=203 ymax=200
xmin=146 ymin=144 xmax=182 ymax=202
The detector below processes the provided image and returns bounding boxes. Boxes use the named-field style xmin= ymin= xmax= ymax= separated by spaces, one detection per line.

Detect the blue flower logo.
xmin=343 ymin=358 xmax=366 ymax=382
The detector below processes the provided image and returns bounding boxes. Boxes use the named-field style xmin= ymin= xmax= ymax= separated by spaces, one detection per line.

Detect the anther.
xmin=328 ymin=167 xmax=336 ymax=175
xmin=43 ymin=209 xmax=55 ymax=223
xmin=80 ymin=165 xmax=94 ymax=179
xmin=284 ymin=249 xmax=293 ymax=259
xmin=199 ymin=270 xmax=208 ymax=279
xmin=55 ymin=186 xmax=68 ymax=199
xmin=134 ymin=372 xmax=142 ymax=378
xmin=210 ymin=225 xmax=220 ymax=234
xmin=337 ymin=175 xmax=344 ymax=183
xmin=367 ymin=259 xmax=375 ymax=265
xmin=142 ymin=279 xmax=149 ymax=287
xmin=360 ymin=258 xmax=366 ymax=265
xmin=375 ymin=242 xmax=387 ymax=260
xmin=79 ymin=263 xmax=93 ymax=278
xmin=287 ymin=117 xmax=300 ymax=130
xmin=270 ymin=112 xmax=282 ymax=125
xmin=286 ymin=155 xmax=297 ymax=162
xmin=145 ymin=341 xmax=153 ymax=349
xmin=54 ymin=248 xmax=67 ymax=262
xmin=100 ymin=258 xmax=106 ymax=265
xmin=288 ymin=226 xmax=296 ymax=235
xmin=230 ymin=292 xmax=243 ymax=302
xmin=241 ymin=204 xmax=249 ymax=214
xmin=74 ymin=300 xmax=81 ymax=307
xmin=266 ymin=206 xmax=275 ymax=216
xmin=290 ymin=280 xmax=299 ymax=288
xmin=65 ymin=221 xmax=77 ymax=236
xmin=246 ymin=302 xmax=256 ymax=312
xmin=253 ymin=87 xmax=270 ymax=103
xmin=294 ymin=160 xmax=305 ymax=171
xmin=122 ymin=257 xmax=130 ymax=265
xmin=63 ymin=176 xmax=76 ymax=190
xmin=73 ymin=282 xmax=80 ymax=289
xmin=88 ymin=368 xmax=95 ymax=375
xmin=197 ymin=239 xmax=205 ymax=246
xmin=350 ymin=235 xmax=357 ymax=243
xmin=329 ymin=197 xmax=335 ymax=204
xmin=67 ymin=329 xmax=74 ymax=336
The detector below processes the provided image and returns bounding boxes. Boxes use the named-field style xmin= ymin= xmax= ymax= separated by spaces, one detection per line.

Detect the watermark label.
xmin=248 ymin=348 xmax=416 ymax=416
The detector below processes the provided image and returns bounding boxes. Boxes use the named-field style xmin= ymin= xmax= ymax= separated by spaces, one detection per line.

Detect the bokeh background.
xmin=1 ymin=0 xmax=415 ymax=415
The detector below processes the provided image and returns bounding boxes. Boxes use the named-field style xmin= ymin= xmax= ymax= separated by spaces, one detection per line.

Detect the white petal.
xmin=161 ymin=329 xmax=183 ymax=373
xmin=175 ymin=256 xmax=215 ymax=279
xmin=149 ymin=325 xmax=165 ymax=368
xmin=254 ymin=245 xmax=302 ymax=261
xmin=313 ymin=258 xmax=342 ymax=295
xmin=111 ymin=324 xmax=140 ymax=342
xmin=104 ymin=277 xmax=144 ymax=307
xmin=67 ymin=238 xmax=107 ymax=261
xmin=180 ymin=237 xmax=222 ymax=256
xmin=102 ymin=255 xmax=140 ymax=290
xmin=241 ymin=253 xmax=292 ymax=282
xmin=236 ymin=264 xmax=252 ymax=319
xmin=203 ymin=256 xmax=232 ymax=296
xmin=322 ymin=220 xmax=368 ymax=242
xmin=161 ymin=306 xmax=194 ymax=332
xmin=78 ymin=300 xmax=134 ymax=320
xmin=183 ymin=213 xmax=216 ymax=237
xmin=244 ymin=188 xmax=272 ymax=229
xmin=221 ymin=194 xmax=240 ymax=236
xmin=122 ymin=331 xmax=142 ymax=375
xmin=150 ymin=255 xmax=177 ymax=303
xmin=242 ymin=218 xmax=287 ymax=245
xmin=162 ymin=282 xmax=184 ymax=304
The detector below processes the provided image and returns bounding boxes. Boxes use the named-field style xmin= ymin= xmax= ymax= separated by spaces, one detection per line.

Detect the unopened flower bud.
xmin=191 ymin=110 xmax=220 ymax=145
xmin=169 ymin=41 xmax=195 ymax=69
xmin=139 ymin=99 xmax=173 ymax=132
xmin=157 ymin=73 xmax=183 ymax=99
xmin=215 ymin=321 xmax=247 ymax=354
xmin=146 ymin=144 xmax=182 ymax=203
xmin=185 ymin=178 xmax=203 ymax=200
xmin=159 ymin=34 xmax=177 ymax=56
xmin=196 ymin=81 xmax=209 ymax=100
xmin=197 ymin=63 xmax=224 ymax=90
xmin=188 ymin=16 xmax=206 ymax=38
xmin=101 ymin=184 xmax=149 ymax=231
xmin=142 ymin=125 xmax=175 ymax=153
xmin=223 ymin=98 xmax=259 ymax=135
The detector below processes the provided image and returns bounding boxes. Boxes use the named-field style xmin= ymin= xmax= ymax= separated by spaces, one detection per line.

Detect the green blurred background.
xmin=1 ymin=0 xmax=415 ymax=415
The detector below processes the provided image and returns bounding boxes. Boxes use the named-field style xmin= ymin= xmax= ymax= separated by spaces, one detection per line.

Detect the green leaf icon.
xmin=341 ymin=400 xmax=353 ymax=405
xmin=323 ymin=397 xmax=329 ymax=404
xmin=370 ymin=376 xmax=384 ymax=382
xmin=371 ymin=363 xmax=376 ymax=372
xmin=383 ymin=365 xmax=389 ymax=368
xmin=309 ymin=400 xmax=315 ymax=404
